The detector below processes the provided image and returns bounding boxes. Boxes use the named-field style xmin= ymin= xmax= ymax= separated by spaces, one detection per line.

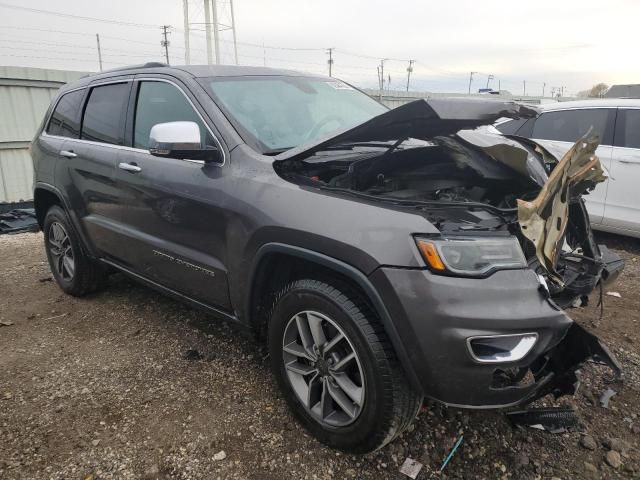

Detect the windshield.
xmin=201 ymin=76 xmax=387 ymax=153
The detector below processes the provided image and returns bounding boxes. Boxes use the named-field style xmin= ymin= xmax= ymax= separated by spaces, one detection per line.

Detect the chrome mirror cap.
xmin=149 ymin=121 xmax=202 ymax=156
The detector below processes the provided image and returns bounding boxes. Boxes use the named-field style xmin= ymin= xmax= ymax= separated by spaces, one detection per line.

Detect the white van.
xmin=496 ymin=99 xmax=640 ymax=238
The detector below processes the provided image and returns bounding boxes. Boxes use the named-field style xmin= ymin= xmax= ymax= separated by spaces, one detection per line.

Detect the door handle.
xmin=118 ymin=162 xmax=142 ymax=173
xmin=59 ymin=150 xmax=77 ymax=158
xmin=619 ymin=159 xmax=640 ymax=165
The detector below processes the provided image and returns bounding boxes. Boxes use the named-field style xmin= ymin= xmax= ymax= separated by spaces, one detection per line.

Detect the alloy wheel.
xmin=282 ymin=310 xmax=365 ymax=427
xmin=48 ymin=221 xmax=75 ymax=281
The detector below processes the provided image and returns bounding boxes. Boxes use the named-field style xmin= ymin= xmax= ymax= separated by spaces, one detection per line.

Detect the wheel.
xmin=268 ymin=278 xmax=423 ymax=453
xmin=43 ymin=205 xmax=108 ymax=296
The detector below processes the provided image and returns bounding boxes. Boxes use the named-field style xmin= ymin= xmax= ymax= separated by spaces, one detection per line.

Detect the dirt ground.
xmin=1 ymin=232 xmax=640 ymax=479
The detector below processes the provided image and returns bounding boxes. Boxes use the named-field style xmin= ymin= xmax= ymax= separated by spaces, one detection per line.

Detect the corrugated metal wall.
xmin=0 ymin=66 xmax=87 ymax=202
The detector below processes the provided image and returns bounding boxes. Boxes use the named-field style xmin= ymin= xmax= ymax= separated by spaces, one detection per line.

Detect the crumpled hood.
xmin=274 ymin=98 xmax=540 ymax=163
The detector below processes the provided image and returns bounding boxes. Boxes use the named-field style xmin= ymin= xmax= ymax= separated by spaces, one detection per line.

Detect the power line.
xmin=0 ymin=1 xmax=159 ymax=28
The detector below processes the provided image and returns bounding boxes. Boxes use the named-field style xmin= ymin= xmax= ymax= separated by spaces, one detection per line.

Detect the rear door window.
xmin=81 ymin=82 xmax=130 ymax=145
xmin=532 ymin=108 xmax=613 ymax=144
xmin=47 ymin=89 xmax=85 ymax=138
xmin=614 ymin=109 xmax=640 ymax=149
xmin=133 ymin=81 xmax=212 ymax=150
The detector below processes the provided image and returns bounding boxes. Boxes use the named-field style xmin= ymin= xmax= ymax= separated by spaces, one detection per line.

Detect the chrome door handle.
xmin=118 ymin=162 xmax=142 ymax=173
xmin=59 ymin=150 xmax=77 ymax=158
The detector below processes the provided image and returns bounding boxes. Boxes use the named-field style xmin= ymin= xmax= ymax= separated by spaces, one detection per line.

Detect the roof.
xmin=60 ymin=63 xmax=329 ymax=93
xmin=605 ymin=84 xmax=640 ymax=99
xmin=541 ymin=98 xmax=640 ymax=110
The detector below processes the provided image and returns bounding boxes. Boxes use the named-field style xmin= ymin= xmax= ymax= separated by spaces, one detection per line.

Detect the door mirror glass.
xmin=149 ymin=121 xmax=220 ymax=162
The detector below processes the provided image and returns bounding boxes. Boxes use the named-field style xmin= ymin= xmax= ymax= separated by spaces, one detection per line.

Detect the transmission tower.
xmin=182 ymin=0 xmax=238 ymax=65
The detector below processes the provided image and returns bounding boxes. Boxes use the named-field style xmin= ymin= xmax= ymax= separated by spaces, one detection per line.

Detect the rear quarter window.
xmin=532 ymin=108 xmax=613 ymax=144
xmin=46 ymin=89 xmax=85 ymax=138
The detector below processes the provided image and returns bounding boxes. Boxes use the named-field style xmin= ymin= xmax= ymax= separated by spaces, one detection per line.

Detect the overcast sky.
xmin=0 ymin=0 xmax=638 ymax=95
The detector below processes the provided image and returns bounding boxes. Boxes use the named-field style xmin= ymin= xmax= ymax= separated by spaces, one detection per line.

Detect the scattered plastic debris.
xmin=0 ymin=321 xmax=14 ymax=327
xmin=506 ymin=407 xmax=578 ymax=433
xmin=600 ymin=388 xmax=617 ymax=408
xmin=43 ymin=313 xmax=67 ymax=321
xmin=440 ymin=435 xmax=464 ymax=472
xmin=0 ymin=208 xmax=38 ymax=235
xmin=399 ymin=457 xmax=423 ymax=479
xmin=213 ymin=450 xmax=226 ymax=461
xmin=184 ymin=349 xmax=204 ymax=361
xmin=606 ymin=291 xmax=622 ymax=298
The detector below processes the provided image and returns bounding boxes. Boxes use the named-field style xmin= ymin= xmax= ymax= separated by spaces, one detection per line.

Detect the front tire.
xmin=268 ymin=278 xmax=422 ymax=453
xmin=43 ymin=205 xmax=108 ymax=296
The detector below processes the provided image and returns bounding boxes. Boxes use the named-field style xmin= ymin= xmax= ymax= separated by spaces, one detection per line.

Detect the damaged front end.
xmin=274 ymin=98 xmax=623 ymax=406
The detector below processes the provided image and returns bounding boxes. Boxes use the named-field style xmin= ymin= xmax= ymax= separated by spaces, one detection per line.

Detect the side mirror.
xmin=148 ymin=121 xmax=221 ymax=163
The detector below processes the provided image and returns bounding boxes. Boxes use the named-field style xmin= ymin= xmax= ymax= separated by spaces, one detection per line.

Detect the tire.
xmin=43 ymin=205 xmax=108 ymax=296
xmin=268 ymin=278 xmax=423 ymax=453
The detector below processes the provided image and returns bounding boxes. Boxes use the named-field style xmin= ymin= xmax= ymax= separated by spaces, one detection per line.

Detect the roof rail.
xmin=87 ymin=62 xmax=169 ymax=77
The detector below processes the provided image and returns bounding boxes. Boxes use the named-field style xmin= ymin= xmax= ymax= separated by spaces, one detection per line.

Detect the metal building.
xmin=0 ymin=66 xmax=87 ymax=203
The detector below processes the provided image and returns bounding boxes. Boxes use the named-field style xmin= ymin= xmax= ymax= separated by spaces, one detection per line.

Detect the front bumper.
xmin=371 ymin=267 xmax=621 ymax=408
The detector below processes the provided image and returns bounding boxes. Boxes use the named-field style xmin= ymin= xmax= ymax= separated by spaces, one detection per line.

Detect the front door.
xmin=113 ymin=78 xmax=232 ymax=311
xmin=603 ymin=108 xmax=640 ymax=234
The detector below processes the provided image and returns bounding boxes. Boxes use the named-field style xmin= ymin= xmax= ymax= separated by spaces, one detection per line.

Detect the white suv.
xmin=496 ymin=99 xmax=640 ymax=238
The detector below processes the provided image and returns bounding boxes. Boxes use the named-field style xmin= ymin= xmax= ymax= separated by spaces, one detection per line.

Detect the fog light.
xmin=467 ymin=333 xmax=538 ymax=363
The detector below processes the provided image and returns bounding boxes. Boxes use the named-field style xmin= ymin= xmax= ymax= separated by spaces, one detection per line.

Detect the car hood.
xmin=274 ymin=97 xmax=540 ymax=163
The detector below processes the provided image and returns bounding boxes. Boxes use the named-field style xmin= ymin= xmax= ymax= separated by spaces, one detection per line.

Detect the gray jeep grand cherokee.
xmin=31 ymin=63 xmax=622 ymax=453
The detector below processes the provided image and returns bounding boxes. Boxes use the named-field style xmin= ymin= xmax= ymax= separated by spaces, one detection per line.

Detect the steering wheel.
xmin=303 ymin=115 xmax=344 ymax=142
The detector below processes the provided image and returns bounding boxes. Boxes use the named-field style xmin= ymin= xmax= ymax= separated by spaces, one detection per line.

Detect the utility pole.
xmin=95 ymin=33 xmax=103 ymax=72
xmin=379 ymin=59 xmax=387 ymax=91
xmin=229 ymin=0 xmax=238 ymax=64
xmin=406 ymin=59 xmax=415 ymax=92
xmin=498 ymin=79 xmax=501 ymax=92
xmin=211 ymin=0 xmax=220 ymax=64
xmin=523 ymin=80 xmax=526 ymax=97
xmin=182 ymin=0 xmax=190 ymax=64
xmin=542 ymin=82 xmax=546 ymax=97
xmin=468 ymin=71 xmax=477 ymax=95
xmin=486 ymin=74 xmax=494 ymax=89
xmin=204 ymin=0 xmax=213 ymax=64
xmin=161 ymin=25 xmax=171 ymax=64
xmin=327 ymin=48 xmax=334 ymax=77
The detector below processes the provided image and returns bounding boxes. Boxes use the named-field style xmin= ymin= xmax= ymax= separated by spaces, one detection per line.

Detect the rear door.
xmin=603 ymin=108 xmax=640 ymax=234
xmin=530 ymin=107 xmax=616 ymax=225
xmin=112 ymin=76 xmax=232 ymax=310
xmin=56 ymin=79 xmax=133 ymax=259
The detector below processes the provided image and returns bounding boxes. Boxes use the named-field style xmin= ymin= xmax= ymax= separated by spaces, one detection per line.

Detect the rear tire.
xmin=43 ymin=205 xmax=108 ymax=296
xmin=268 ymin=278 xmax=422 ymax=453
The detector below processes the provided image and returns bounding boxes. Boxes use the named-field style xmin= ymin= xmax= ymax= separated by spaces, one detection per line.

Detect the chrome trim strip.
xmin=42 ymin=76 xmax=225 ymax=166
xmin=466 ymin=332 xmax=538 ymax=364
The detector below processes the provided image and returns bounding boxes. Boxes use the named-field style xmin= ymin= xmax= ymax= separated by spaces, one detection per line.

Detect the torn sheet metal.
xmin=517 ymin=132 xmax=607 ymax=284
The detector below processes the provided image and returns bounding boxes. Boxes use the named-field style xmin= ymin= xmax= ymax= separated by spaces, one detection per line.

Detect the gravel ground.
xmin=1 ymin=231 xmax=640 ymax=479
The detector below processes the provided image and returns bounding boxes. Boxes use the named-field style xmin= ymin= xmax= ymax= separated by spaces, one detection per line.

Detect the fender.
xmin=34 ymin=182 xmax=98 ymax=259
xmin=247 ymin=242 xmax=422 ymax=392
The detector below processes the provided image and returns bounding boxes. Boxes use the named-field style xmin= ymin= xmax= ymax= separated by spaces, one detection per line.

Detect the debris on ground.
xmin=506 ymin=407 xmax=578 ymax=433
xmin=0 ymin=209 xmax=38 ymax=235
xmin=440 ymin=435 xmax=464 ymax=472
xmin=213 ymin=450 xmax=227 ymax=461
xmin=0 ymin=320 xmax=14 ymax=327
xmin=184 ymin=348 xmax=204 ymax=361
xmin=606 ymin=450 xmax=623 ymax=469
xmin=399 ymin=457 xmax=423 ymax=479
xmin=580 ymin=434 xmax=598 ymax=450
xmin=600 ymin=387 xmax=617 ymax=408
xmin=607 ymin=291 xmax=623 ymax=298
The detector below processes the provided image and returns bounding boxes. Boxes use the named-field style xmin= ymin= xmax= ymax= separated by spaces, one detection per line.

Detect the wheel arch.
xmin=246 ymin=243 xmax=421 ymax=392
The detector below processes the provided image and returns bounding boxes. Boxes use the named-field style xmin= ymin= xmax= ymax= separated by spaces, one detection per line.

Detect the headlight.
xmin=415 ymin=236 xmax=527 ymax=277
